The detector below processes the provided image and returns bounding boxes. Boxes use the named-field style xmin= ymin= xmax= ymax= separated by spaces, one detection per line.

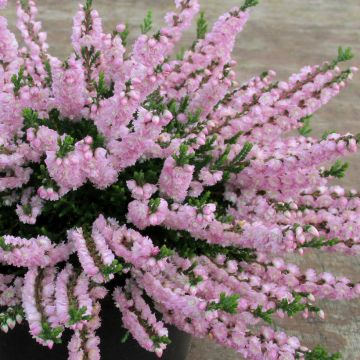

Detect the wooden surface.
xmin=2 ymin=1 xmax=360 ymax=359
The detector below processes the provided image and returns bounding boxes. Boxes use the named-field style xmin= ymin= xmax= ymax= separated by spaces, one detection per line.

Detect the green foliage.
xmin=212 ymin=142 xmax=253 ymax=180
xmin=151 ymin=335 xmax=172 ymax=347
xmin=149 ymin=228 xmax=256 ymax=263
xmin=81 ymin=46 xmax=101 ymax=67
xmin=121 ymin=330 xmax=131 ymax=343
xmin=179 ymin=96 xmax=190 ymax=114
xmin=22 ymin=108 xmax=105 ymax=150
xmin=68 ymin=306 xmax=92 ymax=326
xmin=232 ymin=142 xmax=253 ymax=164
xmin=39 ymin=322 xmax=63 ymax=344
xmin=278 ymin=294 xmax=307 ymax=317
xmin=321 ymin=130 xmax=336 ymax=140
xmin=94 ymin=72 xmax=114 ymax=101
xmin=216 ymin=214 xmax=235 ymax=224
xmin=336 ymin=47 xmax=354 ymax=63
xmin=23 ymin=108 xmax=40 ymax=129
xmin=101 ymin=259 xmax=124 ymax=280
xmin=118 ymin=24 xmax=130 ymax=47
xmin=188 ymin=191 xmax=211 ymax=210
xmin=275 ymin=202 xmax=292 ymax=213
xmin=163 ymin=97 xmax=204 ymax=141
xmin=260 ymin=71 xmax=269 ymax=79
xmin=0 ymin=236 xmax=12 ymax=251
xmin=240 ymin=0 xmax=259 ymax=11
xmin=183 ymin=262 xmax=203 ymax=286
xmin=0 ymin=306 xmax=24 ymax=332
xmin=321 ymin=160 xmax=349 ymax=179
xmin=298 ymin=116 xmax=312 ymax=137
xmin=253 ymin=306 xmax=274 ymax=324
xmin=56 ymin=136 xmax=75 ymax=158
xmin=133 ymin=168 xmax=158 ymax=186
xmin=83 ymin=0 xmax=93 ymax=12
xmin=190 ymin=136 xmax=217 ymax=171
xmin=149 ymin=198 xmax=161 ymax=214
xmin=44 ymin=60 xmax=53 ymax=87
xmin=11 ymin=66 xmax=26 ymax=96
xmin=141 ymin=10 xmax=153 ymax=34
xmin=196 ymin=12 xmax=208 ymax=40
xmin=176 ymin=47 xmax=186 ymax=61
xmin=156 ymin=245 xmax=175 ymax=259
xmin=144 ymin=90 xmax=167 ymax=114
xmin=213 ymin=145 xmax=232 ymax=170
xmin=207 ymin=293 xmax=240 ymax=314
xmin=225 ymin=131 xmax=244 ymax=145
xmin=19 ymin=0 xmax=30 ymax=11
xmin=187 ymin=109 xmax=202 ymax=125
xmin=301 ymin=237 xmax=340 ymax=249
xmin=334 ymin=69 xmax=352 ymax=84
xmin=173 ymin=144 xmax=195 ymax=166
xmin=304 ymin=346 xmax=341 ymax=360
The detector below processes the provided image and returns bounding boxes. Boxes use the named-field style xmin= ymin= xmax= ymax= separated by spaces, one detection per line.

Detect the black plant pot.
xmin=0 ymin=302 xmax=191 ymax=360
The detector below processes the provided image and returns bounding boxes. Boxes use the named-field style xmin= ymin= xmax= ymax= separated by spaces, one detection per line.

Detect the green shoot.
xmin=141 ymin=10 xmax=153 ymax=34
xmin=207 ymin=293 xmax=240 ymax=314
xmin=298 ymin=116 xmax=312 ymax=137
xmin=196 ymin=12 xmax=208 ymax=40
xmin=321 ymin=160 xmax=349 ymax=179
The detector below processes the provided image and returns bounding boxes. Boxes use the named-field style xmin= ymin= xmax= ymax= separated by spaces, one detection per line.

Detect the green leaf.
xmin=301 ymin=237 xmax=340 ymax=249
xmin=22 ymin=108 xmax=40 ymax=129
xmin=56 ymin=136 xmax=75 ymax=158
xmin=196 ymin=12 xmax=208 ymax=40
xmin=321 ymin=130 xmax=336 ymax=140
xmin=44 ymin=60 xmax=53 ymax=87
xmin=321 ymin=160 xmax=349 ymax=179
xmin=118 ymin=24 xmax=130 ymax=47
xmin=207 ymin=293 xmax=240 ymax=314
xmin=149 ymin=198 xmax=161 ymax=214
xmin=156 ymin=245 xmax=175 ymax=259
xmin=94 ymin=72 xmax=114 ymax=100
xmin=188 ymin=191 xmax=211 ymax=210
xmin=121 ymin=330 xmax=131 ymax=343
xmin=176 ymin=47 xmax=186 ymax=61
xmin=232 ymin=142 xmax=253 ymax=164
xmin=68 ymin=306 xmax=92 ymax=326
xmin=101 ymin=259 xmax=124 ymax=279
xmin=151 ymin=335 xmax=172 ymax=347
xmin=240 ymin=0 xmax=259 ymax=11
xmin=278 ymin=295 xmax=306 ymax=318
xmin=11 ymin=66 xmax=25 ymax=96
xmin=83 ymin=0 xmax=93 ymax=12
xmin=173 ymin=144 xmax=194 ymax=166
xmin=253 ymin=306 xmax=274 ymax=324
xmin=144 ymin=89 xmax=166 ymax=114
xmin=225 ymin=131 xmax=244 ymax=145
xmin=0 ymin=236 xmax=12 ymax=251
xmin=179 ymin=96 xmax=190 ymax=114
xmin=0 ymin=305 xmax=24 ymax=330
xmin=39 ymin=322 xmax=63 ymax=344
xmin=19 ymin=0 xmax=30 ymax=11
xmin=305 ymin=345 xmax=342 ymax=360
xmin=337 ymin=47 xmax=354 ymax=63
xmin=213 ymin=145 xmax=231 ymax=170
xmin=298 ymin=116 xmax=312 ymax=137
xmin=141 ymin=10 xmax=153 ymax=34
xmin=182 ymin=262 xmax=203 ymax=286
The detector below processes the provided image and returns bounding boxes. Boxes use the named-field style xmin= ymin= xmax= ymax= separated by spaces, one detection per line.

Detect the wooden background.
xmin=2 ymin=1 xmax=360 ymax=359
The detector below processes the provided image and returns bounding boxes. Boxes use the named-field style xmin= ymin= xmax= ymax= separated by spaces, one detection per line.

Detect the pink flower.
xmin=159 ymin=157 xmax=194 ymax=202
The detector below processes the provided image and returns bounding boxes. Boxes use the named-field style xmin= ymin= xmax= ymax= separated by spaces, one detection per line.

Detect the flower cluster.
xmin=0 ymin=0 xmax=358 ymax=359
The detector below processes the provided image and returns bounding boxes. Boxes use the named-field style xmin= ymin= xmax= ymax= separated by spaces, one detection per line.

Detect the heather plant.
xmin=0 ymin=0 xmax=359 ymax=359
